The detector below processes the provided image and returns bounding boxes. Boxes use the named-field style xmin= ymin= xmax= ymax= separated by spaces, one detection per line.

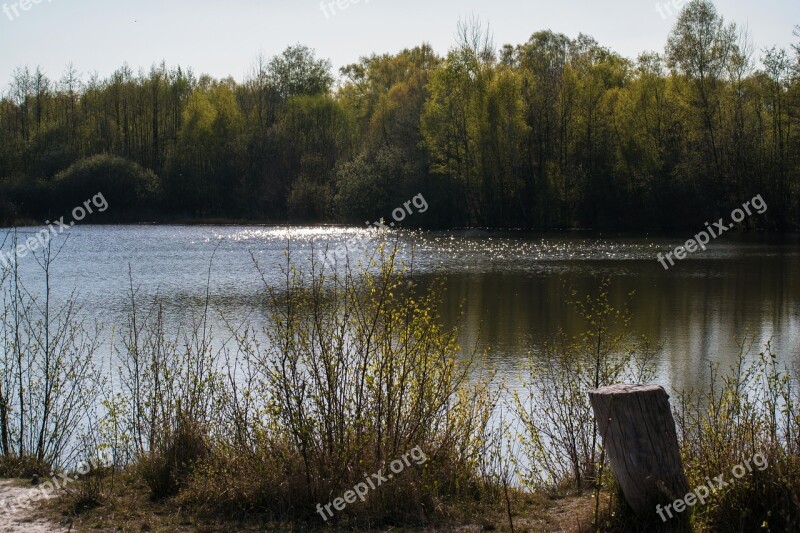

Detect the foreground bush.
xmin=513 ymin=281 xmax=800 ymax=531
xmin=138 ymin=414 xmax=209 ymax=500
xmin=104 ymin=243 xmax=498 ymax=526
xmin=200 ymin=246 xmax=494 ymax=524
xmin=0 ymin=238 xmax=103 ymax=477
xmin=514 ymin=279 xmax=657 ymax=493
xmin=676 ymin=339 xmax=800 ymax=531
xmin=0 ymin=454 xmax=52 ymax=479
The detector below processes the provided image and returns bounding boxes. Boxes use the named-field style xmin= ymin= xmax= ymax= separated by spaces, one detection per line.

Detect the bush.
xmin=0 ymin=454 xmax=52 ymax=479
xmin=53 ymin=154 xmax=161 ymax=214
xmin=178 ymin=443 xmax=307 ymax=519
xmin=175 ymin=243 xmax=498 ymax=526
xmin=589 ymin=336 xmax=800 ymax=532
xmin=333 ymin=149 xmax=394 ymax=223
xmin=287 ymin=175 xmax=333 ymax=222
xmin=0 ymin=175 xmax=51 ymax=221
xmin=139 ymin=414 xmax=209 ymax=500
xmin=676 ymin=339 xmax=800 ymax=531
xmin=514 ymin=278 xmax=657 ymax=493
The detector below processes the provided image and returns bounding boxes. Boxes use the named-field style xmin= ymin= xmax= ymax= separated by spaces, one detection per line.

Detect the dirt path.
xmin=0 ymin=480 xmax=66 ymax=532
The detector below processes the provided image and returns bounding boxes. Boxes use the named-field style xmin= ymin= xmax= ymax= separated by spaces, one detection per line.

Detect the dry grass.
xmin=39 ymin=472 xmax=607 ymax=532
xmin=0 ymin=455 xmax=52 ymax=479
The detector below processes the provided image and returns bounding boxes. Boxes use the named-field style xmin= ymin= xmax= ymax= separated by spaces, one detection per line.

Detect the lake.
xmin=4 ymin=225 xmax=799 ymax=395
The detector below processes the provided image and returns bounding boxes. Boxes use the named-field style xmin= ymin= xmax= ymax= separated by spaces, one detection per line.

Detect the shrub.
xmin=139 ymin=413 xmax=209 ymax=500
xmin=53 ymin=154 xmax=161 ymax=213
xmin=333 ymin=149 xmax=394 ymax=223
xmin=676 ymin=339 xmax=800 ymax=531
xmin=287 ymin=175 xmax=333 ymax=222
xmin=177 ymin=442 xmax=308 ymax=519
xmin=0 ymin=454 xmax=52 ymax=479
xmin=514 ymin=278 xmax=657 ymax=493
xmin=0 ymin=234 xmax=103 ymax=476
xmin=178 ymin=243 xmax=498 ymax=525
xmin=0 ymin=175 xmax=51 ymax=220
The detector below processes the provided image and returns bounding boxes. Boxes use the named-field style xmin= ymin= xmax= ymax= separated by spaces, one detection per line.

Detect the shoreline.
xmin=1 ymin=218 xmax=796 ymax=238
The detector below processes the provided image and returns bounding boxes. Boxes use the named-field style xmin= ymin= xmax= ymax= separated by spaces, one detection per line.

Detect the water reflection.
xmin=428 ymin=238 xmax=800 ymax=394
xmin=0 ymin=225 xmax=796 ymax=396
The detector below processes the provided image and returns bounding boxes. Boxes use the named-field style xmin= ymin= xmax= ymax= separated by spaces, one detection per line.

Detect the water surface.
xmin=4 ymin=226 xmax=798 ymax=394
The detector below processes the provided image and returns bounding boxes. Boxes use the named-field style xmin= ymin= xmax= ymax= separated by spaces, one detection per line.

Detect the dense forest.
xmin=1 ymin=0 xmax=798 ymax=230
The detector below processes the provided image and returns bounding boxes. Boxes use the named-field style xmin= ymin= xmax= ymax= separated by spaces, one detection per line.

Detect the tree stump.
xmin=588 ymin=384 xmax=689 ymax=526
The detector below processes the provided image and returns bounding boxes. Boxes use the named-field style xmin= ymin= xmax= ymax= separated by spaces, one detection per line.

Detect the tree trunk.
xmin=589 ymin=384 xmax=690 ymax=527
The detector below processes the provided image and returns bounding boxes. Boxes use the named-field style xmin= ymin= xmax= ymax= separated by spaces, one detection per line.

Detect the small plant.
xmin=139 ymin=412 xmax=209 ymax=500
xmin=514 ymin=278 xmax=657 ymax=493
xmin=0 ymin=453 xmax=52 ymax=479
xmin=0 ymin=232 xmax=103 ymax=476
xmin=676 ymin=337 xmax=800 ymax=531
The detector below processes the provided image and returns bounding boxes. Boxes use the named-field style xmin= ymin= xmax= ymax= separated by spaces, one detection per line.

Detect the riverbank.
xmin=0 ymin=239 xmax=796 ymax=532
xmin=29 ymin=476 xmax=601 ymax=532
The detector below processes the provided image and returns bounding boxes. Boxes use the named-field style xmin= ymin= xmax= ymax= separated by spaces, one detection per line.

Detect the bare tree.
xmin=455 ymin=15 xmax=495 ymax=67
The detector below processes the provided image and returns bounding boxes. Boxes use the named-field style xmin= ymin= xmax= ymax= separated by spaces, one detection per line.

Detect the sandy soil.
xmin=0 ymin=480 xmax=66 ymax=532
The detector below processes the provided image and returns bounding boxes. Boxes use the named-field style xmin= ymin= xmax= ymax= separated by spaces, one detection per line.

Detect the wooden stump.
xmin=589 ymin=384 xmax=689 ymax=526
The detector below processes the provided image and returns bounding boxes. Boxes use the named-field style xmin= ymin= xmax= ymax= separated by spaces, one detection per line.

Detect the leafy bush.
xmin=0 ymin=175 xmax=51 ymax=220
xmin=334 ymin=148 xmax=397 ymax=223
xmin=107 ymin=281 xmax=218 ymax=501
xmin=676 ymin=339 xmax=800 ymax=531
xmin=53 ymin=154 xmax=161 ymax=213
xmin=287 ymin=175 xmax=333 ymax=221
xmin=178 ymin=244 xmax=497 ymax=525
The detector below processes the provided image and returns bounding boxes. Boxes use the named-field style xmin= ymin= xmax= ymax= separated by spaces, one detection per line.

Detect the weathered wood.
xmin=589 ymin=384 xmax=689 ymax=525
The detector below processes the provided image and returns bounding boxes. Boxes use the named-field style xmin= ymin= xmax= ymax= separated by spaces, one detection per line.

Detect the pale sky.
xmin=0 ymin=0 xmax=798 ymax=87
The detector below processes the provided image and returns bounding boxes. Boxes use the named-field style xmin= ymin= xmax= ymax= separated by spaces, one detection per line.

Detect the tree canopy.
xmin=1 ymin=1 xmax=798 ymax=229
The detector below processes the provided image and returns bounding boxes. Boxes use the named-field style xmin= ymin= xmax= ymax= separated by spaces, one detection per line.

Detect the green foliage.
xmin=267 ymin=44 xmax=334 ymax=100
xmin=166 ymin=81 xmax=245 ymax=215
xmin=0 ymin=175 xmax=51 ymax=222
xmin=54 ymin=154 xmax=160 ymax=212
xmin=676 ymin=339 xmax=800 ymax=531
xmin=333 ymin=147 xmax=399 ymax=222
xmin=1 ymin=7 xmax=799 ymax=227
xmin=287 ymin=175 xmax=333 ymax=221
xmin=217 ymin=245 xmax=497 ymax=524
xmin=421 ymin=36 xmax=493 ymax=226
xmin=279 ymin=94 xmax=355 ymax=221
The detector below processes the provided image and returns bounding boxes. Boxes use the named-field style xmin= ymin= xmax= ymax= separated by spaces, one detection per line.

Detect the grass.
xmin=0 ymin=455 xmax=52 ymax=479
xmin=42 ymin=470 xmax=603 ymax=532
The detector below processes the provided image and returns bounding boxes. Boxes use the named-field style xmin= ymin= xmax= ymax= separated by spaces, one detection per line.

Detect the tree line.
xmin=0 ymin=0 xmax=798 ymax=230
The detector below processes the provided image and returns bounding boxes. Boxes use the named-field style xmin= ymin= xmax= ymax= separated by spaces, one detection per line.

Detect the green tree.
xmin=167 ymin=80 xmax=243 ymax=215
xmin=666 ymin=0 xmax=738 ymax=200
xmin=268 ymin=45 xmax=334 ymax=100
xmin=276 ymin=95 xmax=354 ymax=221
xmin=422 ymin=19 xmax=495 ymax=226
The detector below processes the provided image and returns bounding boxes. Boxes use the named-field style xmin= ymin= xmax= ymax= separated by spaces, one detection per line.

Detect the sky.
xmin=0 ymin=0 xmax=798 ymax=87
